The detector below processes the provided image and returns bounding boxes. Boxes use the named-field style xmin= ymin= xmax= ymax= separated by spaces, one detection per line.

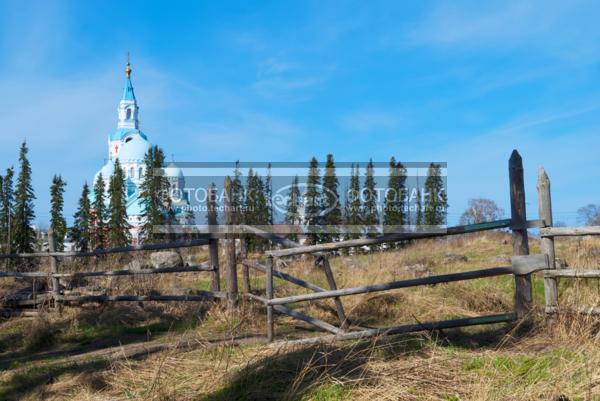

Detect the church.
xmin=92 ymin=61 xmax=193 ymax=244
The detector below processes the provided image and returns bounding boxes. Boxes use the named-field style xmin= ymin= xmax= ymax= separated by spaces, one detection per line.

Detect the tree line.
xmin=0 ymin=141 xmax=175 ymax=258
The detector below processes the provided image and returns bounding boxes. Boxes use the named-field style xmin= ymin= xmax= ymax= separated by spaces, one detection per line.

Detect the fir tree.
xmin=285 ymin=175 xmax=301 ymax=241
xmin=0 ymin=168 xmax=14 ymax=253
xmin=71 ymin=183 xmax=92 ymax=251
xmin=243 ymin=169 xmax=268 ymax=250
xmin=232 ymin=161 xmax=244 ymax=218
xmin=361 ymin=159 xmax=379 ymax=239
xmin=49 ymin=175 xmax=67 ymax=250
xmin=92 ymin=173 xmax=107 ymax=249
xmin=108 ymin=159 xmax=131 ymax=247
xmin=139 ymin=146 xmax=171 ymax=243
xmin=383 ymin=157 xmax=407 ymax=235
xmin=424 ymin=163 xmax=448 ymax=227
xmin=265 ymin=163 xmax=273 ymax=225
xmin=13 ymin=141 xmax=36 ymax=254
xmin=304 ymin=157 xmax=322 ymax=244
xmin=415 ymin=187 xmax=423 ymax=228
xmin=322 ymin=154 xmax=341 ymax=242
xmin=345 ymin=164 xmax=362 ymax=240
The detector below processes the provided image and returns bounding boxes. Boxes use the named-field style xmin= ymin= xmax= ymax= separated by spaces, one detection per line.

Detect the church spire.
xmin=118 ymin=57 xmax=139 ymax=129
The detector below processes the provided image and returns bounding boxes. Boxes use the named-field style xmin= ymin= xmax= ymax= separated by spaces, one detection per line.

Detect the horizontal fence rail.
xmin=540 ymin=226 xmax=600 ymax=237
xmin=267 ymin=219 xmax=544 ymax=258
xmin=545 ymin=269 xmax=600 ymax=278
xmin=56 ymin=291 xmax=226 ymax=303
xmin=0 ymin=264 xmax=213 ymax=279
xmin=266 ymin=266 xmax=514 ymax=306
xmin=0 ymin=237 xmax=211 ymax=259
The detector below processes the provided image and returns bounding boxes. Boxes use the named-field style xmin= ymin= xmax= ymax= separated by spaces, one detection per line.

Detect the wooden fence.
xmin=1 ymin=149 xmax=598 ymax=342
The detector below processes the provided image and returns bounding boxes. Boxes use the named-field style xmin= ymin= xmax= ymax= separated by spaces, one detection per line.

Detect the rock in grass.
xmin=443 ymin=253 xmax=468 ymax=263
xmin=150 ymin=251 xmax=183 ymax=269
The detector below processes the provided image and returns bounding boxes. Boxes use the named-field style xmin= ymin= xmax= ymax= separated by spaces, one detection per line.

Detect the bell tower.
xmin=117 ymin=59 xmax=139 ymax=130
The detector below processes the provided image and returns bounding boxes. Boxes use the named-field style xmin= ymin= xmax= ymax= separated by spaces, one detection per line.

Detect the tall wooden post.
xmin=240 ymin=237 xmax=251 ymax=294
xmin=320 ymin=257 xmax=348 ymax=331
xmin=266 ymin=255 xmax=274 ymax=342
xmin=509 ymin=150 xmax=532 ymax=320
xmin=224 ymin=177 xmax=238 ymax=308
xmin=538 ymin=167 xmax=558 ymax=317
xmin=47 ymin=229 xmax=61 ymax=308
xmin=207 ymin=184 xmax=220 ymax=292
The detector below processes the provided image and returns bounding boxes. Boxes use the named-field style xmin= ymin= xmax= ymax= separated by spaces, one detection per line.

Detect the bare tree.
xmin=577 ymin=204 xmax=600 ymax=226
xmin=459 ymin=198 xmax=505 ymax=225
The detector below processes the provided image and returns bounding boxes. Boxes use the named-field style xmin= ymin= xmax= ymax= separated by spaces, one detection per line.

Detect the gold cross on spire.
xmin=125 ymin=52 xmax=132 ymax=78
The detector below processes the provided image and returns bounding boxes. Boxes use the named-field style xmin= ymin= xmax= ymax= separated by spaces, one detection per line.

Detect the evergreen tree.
xmin=423 ymin=163 xmax=448 ymax=227
xmin=92 ymin=173 xmax=107 ymax=249
xmin=285 ymin=175 xmax=301 ymax=241
xmin=361 ymin=159 xmax=379 ymax=239
xmin=49 ymin=175 xmax=67 ymax=250
xmin=71 ymin=183 xmax=92 ymax=251
xmin=345 ymin=164 xmax=362 ymax=240
xmin=415 ymin=187 xmax=423 ymax=228
xmin=13 ymin=141 xmax=36 ymax=254
xmin=232 ymin=161 xmax=244 ymax=218
xmin=108 ymin=159 xmax=131 ymax=247
xmin=304 ymin=157 xmax=322 ymax=244
xmin=383 ymin=157 xmax=407 ymax=235
xmin=322 ymin=154 xmax=342 ymax=242
xmin=243 ymin=169 xmax=268 ymax=250
xmin=265 ymin=163 xmax=273 ymax=225
xmin=139 ymin=146 xmax=171 ymax=243
xmin=0 ymin=168 xmax=14 ymax=253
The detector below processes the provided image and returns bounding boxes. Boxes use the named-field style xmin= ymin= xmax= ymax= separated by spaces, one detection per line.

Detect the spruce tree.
xmin=362 ymin=159 xmax=379 ymax=239
xmin=265 ymin=163 xmax=273 ymax=225
xmin=424 ymin=163 xmax=448 ymax=227
xmin=49 ymin=175 xmax=67 ymax=250
xmin=345 ymin=164 xmax=362 ymax=240
xmin=71 ymin=183 xmax=92 ymax=251
xmin=13 ymin=141 xmax=36 ymax=254
xmin=415 ymin=187 xmax=423 ymax=228
xmin=285 ymin=175 xmax=301 ymax=241
xmin=0 ymin=169 xmax=13 ymax=253
xmin=383 ymin=157 xmax=407 ymax=235
xmin=108 ymin=159 xmax=131 ymax=247
xmin=92 ymin=173 xmax=107 ymax=249
xmin=139 ymin=146 xmax=171 ymax=243
xmin=304 ymin=157 xmax=322 ymax=244
xmin=232 ymin=161 xmax=244 ymax=217
xmin=322 ymin=154 xmax=341 ymax=242
xmin=243 ymin=169 xmax=268 ymax=250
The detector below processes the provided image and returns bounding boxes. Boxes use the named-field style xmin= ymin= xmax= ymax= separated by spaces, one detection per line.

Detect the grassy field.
xmin=1 ymin=231 xmax=600 ymax=400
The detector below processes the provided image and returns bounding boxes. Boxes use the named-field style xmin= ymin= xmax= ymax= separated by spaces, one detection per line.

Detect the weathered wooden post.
xmin=538 ymin=167 xmax=558 ymax=317
xmin=240 ymin=237 xmax=251 ymax=294
xmin=319 ymin=256 xmax=348 ymax=330
xmin=207 ymin=184 xmax=220 ymax=292
xmin=266 ymin=255 xmax=274 ymax=342
xmin=224 ymin=177 xmax=238 ymax=308
xmin=47 ymin=229 xmax=61 ymax=308
xmin=509 ymin=150 xmax=533 ymax=320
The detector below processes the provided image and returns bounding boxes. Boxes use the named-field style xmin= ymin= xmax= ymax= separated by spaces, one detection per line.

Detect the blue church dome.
xmin=109 ymin=128 xmax=148 ymax=142
xmin=118 ymin=134 xmax=151 ymax=161
xmin=165 ymin=162 xmax=184 ymax=178
xmin=94 ymin=161 xmax=115 ymax=183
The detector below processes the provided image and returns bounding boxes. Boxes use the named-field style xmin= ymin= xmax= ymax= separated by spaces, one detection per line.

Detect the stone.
xmin=125 ymin=258 xmax=152 ymax=270
xmin=150 ymin=251 xmax=183 ymax=269
xmin=490 ymin=255 xmax=511 ymax=264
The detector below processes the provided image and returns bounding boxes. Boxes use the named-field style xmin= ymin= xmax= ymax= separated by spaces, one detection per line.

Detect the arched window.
xmin=139 ymin=167 xmax=143 ymax=178
xmin=130 ymin=167 xmax=134 ymax=178
xmin=126 ymin=109 xmax=132 ymax=120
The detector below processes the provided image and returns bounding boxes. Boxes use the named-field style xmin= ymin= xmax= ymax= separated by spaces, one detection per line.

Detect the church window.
xmin=139 ymin=167 xmax=143 ymax=178
xmin=130 ymin=167 xmax=134 ymax=178
xmin=126 ymin=108 xmax=132 ymax=120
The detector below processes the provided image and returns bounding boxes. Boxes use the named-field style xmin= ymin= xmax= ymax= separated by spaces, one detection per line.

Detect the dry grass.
xmin=2 ymin=232 xmax=600 ymax=400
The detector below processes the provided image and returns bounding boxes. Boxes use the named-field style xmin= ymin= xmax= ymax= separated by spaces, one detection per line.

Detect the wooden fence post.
xmin=266 ymin=255 xmax=274 ymax=342
xmin=240 ymin=237 xmax=251 ymax=294
xmin=509 ymin=150 xmax=533 ymax=321
xmin=224 ymin=177 xmax=238 ymax=308
xmin=47 ymin=229 xmax=61 ymax=308
xmin=207 ymin=184 xmax=220 ymax=292
xmin=538 ymin=167 xmax=558 ymax=317
xmin=319 ymin=257 xmax=349 ymax=331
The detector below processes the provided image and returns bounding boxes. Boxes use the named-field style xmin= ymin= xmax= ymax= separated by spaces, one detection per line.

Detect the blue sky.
xmin=1 ymin=0 xmax=599 ymax=226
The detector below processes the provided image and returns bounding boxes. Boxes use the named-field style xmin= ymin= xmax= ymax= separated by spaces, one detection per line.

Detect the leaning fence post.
xmin=240 ymin=236 xmax=251 ymax=294
xmin=47 ymin=229 xmax=61 ymax=308
xmin=266 ymin=255 xmax=274 ymax=342
xmin=224 ymin=177 xmax=238 ymax=309
xmin=509 ymin=150 xmax=533 ymax=321
xmin=320 ymin=256 xmax=349 ymax=331
xmin=207 ymin=184 xmax=220 ymax=292
xmin=538 ymin=167 xmax=558 ymax=318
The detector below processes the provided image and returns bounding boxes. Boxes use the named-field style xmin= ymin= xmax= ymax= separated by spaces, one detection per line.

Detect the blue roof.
xmin=122 ymin=77 xmax=136 ymax=101
xmin=109 ymin=128 xmax=148 ymax=141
